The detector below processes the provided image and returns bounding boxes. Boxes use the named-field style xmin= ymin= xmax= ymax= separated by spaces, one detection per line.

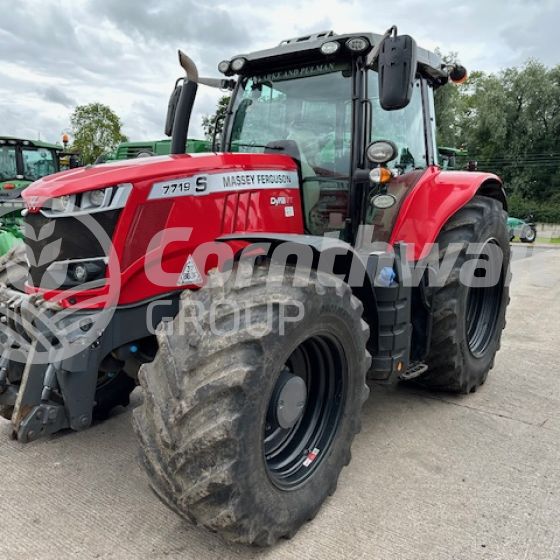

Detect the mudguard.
xmin=389 ymin=166 xmax=506 ymax=260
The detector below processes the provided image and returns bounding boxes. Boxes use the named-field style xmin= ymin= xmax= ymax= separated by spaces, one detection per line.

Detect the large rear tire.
xmin=417 ymin=196 xmax=510 ymax=393
xmin=133 ymin=262 xmax=370 ymax=545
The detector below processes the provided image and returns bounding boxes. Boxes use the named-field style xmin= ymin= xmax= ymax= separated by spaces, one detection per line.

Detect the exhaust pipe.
xmin=171 ymin=51 xmax=199 ymax=155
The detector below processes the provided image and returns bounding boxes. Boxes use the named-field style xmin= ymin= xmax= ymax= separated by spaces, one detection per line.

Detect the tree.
xmin=434 ymin=51 xmax=465 ymax=148
xmin=201 ymin=95 xmax=230 ymax=140
xmin=70 ymin=103 xmax=128 ymax=164
xmin=433 ymin=56 xmax=560 ymax=222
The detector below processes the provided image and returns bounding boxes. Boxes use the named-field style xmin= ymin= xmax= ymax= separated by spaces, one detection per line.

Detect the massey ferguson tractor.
xmin=0 ymin=28 xmax=510 ymax=546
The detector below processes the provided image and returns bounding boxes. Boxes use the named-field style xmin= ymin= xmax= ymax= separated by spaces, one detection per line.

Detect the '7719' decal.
xmin=149 ymin=170 xmax=299 ymax=200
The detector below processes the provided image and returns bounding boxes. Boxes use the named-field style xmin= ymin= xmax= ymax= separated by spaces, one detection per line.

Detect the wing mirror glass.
xmin=378 ymin=34 xmax=417 ymax=111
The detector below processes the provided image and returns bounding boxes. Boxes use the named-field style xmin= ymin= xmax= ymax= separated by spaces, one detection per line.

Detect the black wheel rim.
xmin=264 ymin=333 xmax=347 ymax=490
xmin=465 ymin=240 xmax=504 ymax=357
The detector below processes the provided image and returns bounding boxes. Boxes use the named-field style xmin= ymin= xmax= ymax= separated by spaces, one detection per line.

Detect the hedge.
xmin=507 ymin=195 xmax=560 ymax=223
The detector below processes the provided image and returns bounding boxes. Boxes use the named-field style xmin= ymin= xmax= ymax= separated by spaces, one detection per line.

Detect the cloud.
xmin=0 ymin=0 xmax=557 ymax=145
xmin=42 ymin=86 xmax=76 ymax=108
xmin=91 ymin=0 xmax=252 ymax=48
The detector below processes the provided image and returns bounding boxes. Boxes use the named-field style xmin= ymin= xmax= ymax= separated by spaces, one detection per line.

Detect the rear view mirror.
xmin=377 ymin=34 xmax=417 ymax=111
xmin=164 ymin=79 xmax=183 ymax=137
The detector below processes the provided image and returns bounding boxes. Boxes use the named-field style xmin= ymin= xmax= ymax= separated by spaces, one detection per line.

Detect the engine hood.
xmin=22 ymin=152 xmax=297 ymax=210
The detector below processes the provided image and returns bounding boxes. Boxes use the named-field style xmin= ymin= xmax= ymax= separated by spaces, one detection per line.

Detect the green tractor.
xmin=102 ymin=138 xmax=211 ymax=162
xmin=507 ymin=214 xmax=537 ymax=243
xmin=0 ymin=137 xmax=69 ymax=254
xmin=437 ymin=146 xmax=468 ymax=170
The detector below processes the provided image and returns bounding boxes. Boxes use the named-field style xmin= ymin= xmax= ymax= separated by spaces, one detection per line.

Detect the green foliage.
xmin=201 ymin=96 xmax=231 ymax=140
xmin=508 ymin=194 xmax=560 ymax=223
xmin=70 ymin=103 xmax=128 ymax=165
xmin=435 ymin=57 xmax=560 ymax=222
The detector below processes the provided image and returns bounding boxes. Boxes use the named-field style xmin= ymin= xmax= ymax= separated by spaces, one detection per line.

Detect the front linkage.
xmin=0 ymin=283 xmax=176 ymax=442
xmin=0 ymin=285 xmax=97 ymax=441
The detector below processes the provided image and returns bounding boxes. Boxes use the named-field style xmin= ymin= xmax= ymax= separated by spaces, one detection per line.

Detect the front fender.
xmin=389 ymin=166 xmax=506 ymax=260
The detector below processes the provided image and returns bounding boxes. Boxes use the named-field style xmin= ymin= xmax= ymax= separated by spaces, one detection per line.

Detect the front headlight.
xmin=42 ymin=184 xmax=132 ymax=217
xmin=82 ymin=187 xmax=111 ymax=209
xmin=51 ymin=194 xmax=76 ymax=213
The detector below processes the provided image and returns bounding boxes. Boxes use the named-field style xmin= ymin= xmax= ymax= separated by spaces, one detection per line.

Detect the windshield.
xmin=21 ymin=147 xmax=57 ymax=180
xmin=229 ymin=63 xmax=353 ymax=178
xmin=0 ymin=145 xmax=17 ymax=181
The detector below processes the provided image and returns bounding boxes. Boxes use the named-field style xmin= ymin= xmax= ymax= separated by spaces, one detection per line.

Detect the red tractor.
xmin=0 ymin=28 xmax=510 ymax=545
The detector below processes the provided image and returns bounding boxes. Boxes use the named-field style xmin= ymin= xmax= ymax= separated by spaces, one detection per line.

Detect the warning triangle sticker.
xmin=178 ymin=255 xmax=202 ymax=286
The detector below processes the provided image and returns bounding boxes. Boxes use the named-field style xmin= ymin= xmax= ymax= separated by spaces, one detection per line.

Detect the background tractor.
xmin=507 ymin=214 xmax=537 ymax=243
xmin=0 ymin=137 xmax=80 ymax=255
xmin=0 ymin=28 xmax=510 ymax=546
xmin=98 ymin=138 xmax=211 ymax=162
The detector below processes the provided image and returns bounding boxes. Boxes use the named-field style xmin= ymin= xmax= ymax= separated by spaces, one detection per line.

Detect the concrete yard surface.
xmin=1 ymin=246 xmax=559 ymax=560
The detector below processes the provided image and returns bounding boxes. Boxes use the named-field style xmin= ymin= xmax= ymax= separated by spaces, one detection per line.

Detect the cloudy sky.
xmin=0 ymin=0 xmax=558 ymax=145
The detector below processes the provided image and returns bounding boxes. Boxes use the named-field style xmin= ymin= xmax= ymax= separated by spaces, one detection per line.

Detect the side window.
xmin=369 ymin=75 xmax=427 ymax=172
xmin=21 ymin=148 xmax=56 ymax=180
xmin=0 ymin=146 xmax=17 ymax=180
xmin=230 ymin=81 xmax=288 ymax=152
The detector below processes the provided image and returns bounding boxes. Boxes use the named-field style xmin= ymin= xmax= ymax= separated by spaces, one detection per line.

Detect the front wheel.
xmin=133 ymin=262 xmax=370 ymax=545
xmin=417 ymin=196 xmax=510 ymax=393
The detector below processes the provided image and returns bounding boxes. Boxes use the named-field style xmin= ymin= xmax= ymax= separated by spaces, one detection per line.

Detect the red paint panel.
xmin=23 ymin=153 xmax=300 ymax=210
xmin=24 ymin=153 xmax=305 ymax=308
xmin=389 ymin=166 xmax=503 ymax=260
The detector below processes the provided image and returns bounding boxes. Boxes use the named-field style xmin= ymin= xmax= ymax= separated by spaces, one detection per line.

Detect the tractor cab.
xmin=0 ymin=137 xmax=62 ymax=191
xmin=0 ymin=137 xmax=64 ymax=254
xmin=167 ymin=29 xmax=466 ymax=243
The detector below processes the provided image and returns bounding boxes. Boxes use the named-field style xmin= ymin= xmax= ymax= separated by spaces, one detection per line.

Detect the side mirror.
xmin=377 ymin=34 xmax=417 ymax=111
xmin=212 ymin=115 xmax=226 ymax=151
xmin=164 ymin=79 xmax=183 ymax=137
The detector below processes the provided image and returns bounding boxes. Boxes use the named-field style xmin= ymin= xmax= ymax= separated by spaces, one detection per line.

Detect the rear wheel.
xmin=133 ymin=262 xmax=370 ymax=545
xmin=521 ymin=226 xmax=536 ymax=243
xmin=417 ymin=196 xmax=510 ymax=393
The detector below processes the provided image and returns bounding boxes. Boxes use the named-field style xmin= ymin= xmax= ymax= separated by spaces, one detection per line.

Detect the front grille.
xmin=24 ymin=209 xmax=121 ymax=288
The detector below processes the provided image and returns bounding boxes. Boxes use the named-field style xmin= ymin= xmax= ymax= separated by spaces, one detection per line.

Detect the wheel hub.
xmin=264 ymin=334 xmax=347 ymax=489
xmin=272 ymin=371 xmax=307 ymax=429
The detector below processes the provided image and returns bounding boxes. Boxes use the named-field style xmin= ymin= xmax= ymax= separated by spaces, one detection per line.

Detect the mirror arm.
xmin=198 ymin=77 xmax=236 ymax=90
xmin=365 ymin=25 xmax=397 ymax=68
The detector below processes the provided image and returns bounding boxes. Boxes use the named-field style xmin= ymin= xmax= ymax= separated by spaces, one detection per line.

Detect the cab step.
xmin=399 ymin=362 xmax=428 ymax=381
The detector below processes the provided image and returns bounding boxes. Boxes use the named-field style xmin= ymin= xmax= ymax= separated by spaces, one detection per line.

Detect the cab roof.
xmin=0 ymin=136 xmax=62 ymax=151
xmin=230 ymin=30 xmax=448 ymax=85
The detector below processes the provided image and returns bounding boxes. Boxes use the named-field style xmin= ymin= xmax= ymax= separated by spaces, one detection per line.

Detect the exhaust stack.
xmin=171 ymin=51 xmax=199 ymax=155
